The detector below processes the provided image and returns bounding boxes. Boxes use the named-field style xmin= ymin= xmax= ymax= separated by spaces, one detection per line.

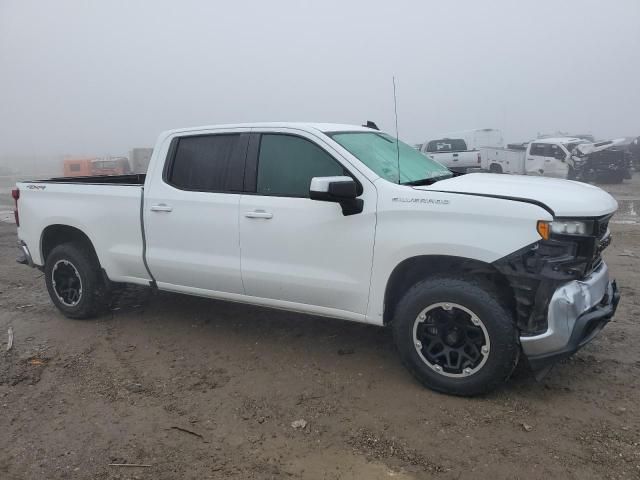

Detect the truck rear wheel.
xmin=392 ymin=277 xmax=518 ymax=396
xmin=44 ymin=243 xmax=109 ymax=319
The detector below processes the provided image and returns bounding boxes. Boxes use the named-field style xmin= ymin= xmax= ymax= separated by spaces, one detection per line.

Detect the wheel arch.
xmin=40 ymin=224 xmax=100 ymax=266
xmin=383 ymin=255 xmax=515 ymax=325
xmin=488 ymin=163 xmax=503 ymax=173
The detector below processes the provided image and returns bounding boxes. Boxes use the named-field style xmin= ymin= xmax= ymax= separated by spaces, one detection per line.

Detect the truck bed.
xmin=481 ymin=147 xmax=526 ymax=174
xmin=15 ymin=178 xmax=150 ymax=285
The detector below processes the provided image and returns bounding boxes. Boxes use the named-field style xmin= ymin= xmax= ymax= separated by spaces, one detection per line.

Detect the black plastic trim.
xmin=243 ymin=133 xmax=260 ymax=193
xmin=25 ymin=174 xmax=146 ymax=185
xmin=139 ymin=186 xmax=157 ymax=289
xmin=492 ymin=221 xmax=613 ymax=335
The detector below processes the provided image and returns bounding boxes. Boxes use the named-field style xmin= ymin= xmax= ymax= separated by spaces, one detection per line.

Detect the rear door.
xmin=238 ymin=129 xmax=377 ymax=316
xmin=525 ymin=143 xmax=547 ymax=175
xmin=144 ymin=129 xmax=249 ymax=294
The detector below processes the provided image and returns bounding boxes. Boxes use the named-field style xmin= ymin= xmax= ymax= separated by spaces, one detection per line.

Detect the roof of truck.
xmin=162 ymin=122 xmax=375 ymax=137
xmin=532 ymin=137 xmax=586 ymax=144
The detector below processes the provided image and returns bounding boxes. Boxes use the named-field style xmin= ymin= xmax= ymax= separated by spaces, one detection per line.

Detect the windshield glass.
xmin=328 ymin=131 xmax=452 ymax=184
xmin=565 ymin=141 xmax=589 ymax=152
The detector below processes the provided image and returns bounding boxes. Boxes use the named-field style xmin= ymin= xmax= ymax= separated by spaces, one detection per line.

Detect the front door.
xmin=144 ymin=130 xmax=249 ymax=294
xmin=526 ymin=142 xmax=569 ymax=178
xmin=239 ymin=130 xmax=377 ymax=316
xmin=545 ymin=143 xmax=570 ymax=178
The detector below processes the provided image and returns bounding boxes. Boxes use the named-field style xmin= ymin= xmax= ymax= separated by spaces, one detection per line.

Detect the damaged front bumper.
xmin=520 ymin=261 xmax=620 ymax=370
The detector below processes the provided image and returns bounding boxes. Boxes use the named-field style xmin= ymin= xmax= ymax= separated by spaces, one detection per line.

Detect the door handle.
xmin=244 ymin=210 xmax=273 ymax=219
xmin=150 ymin=204 xmax=173 ymax=212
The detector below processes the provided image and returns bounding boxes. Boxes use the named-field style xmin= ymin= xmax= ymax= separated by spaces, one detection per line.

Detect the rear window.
xmin=426 ymin=139 xmax=468 ymax=152
xmin=166 ymin=134 xmax=245 ymax=192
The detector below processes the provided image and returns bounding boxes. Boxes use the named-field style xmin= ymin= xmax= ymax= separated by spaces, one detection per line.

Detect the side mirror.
xmin=554 ymin=151 xmax=566 ymax=161
xmin=309 ymin=176 xmax=363 ymax=216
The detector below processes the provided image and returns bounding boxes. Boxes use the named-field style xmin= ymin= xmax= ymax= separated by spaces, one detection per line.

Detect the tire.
xmin=489 ymin=163 xmax=503 ymax=174
xmin=392 ymin=277 xmax=518 ymax=396
xmin=44 ymin=243 xmax=110 ymax=319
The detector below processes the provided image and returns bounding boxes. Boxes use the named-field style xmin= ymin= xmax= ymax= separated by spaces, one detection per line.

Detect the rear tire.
xmin=44 ymin=243 xmax=109 ymax=319
xmin=489 ymin=163 xmax=503 ymax=174
xmin=392 ymin=277 xmax=518 ymax=396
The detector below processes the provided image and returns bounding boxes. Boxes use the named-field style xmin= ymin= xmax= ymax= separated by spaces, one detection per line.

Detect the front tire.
xmin=44 ymin=243 xmax=109 ymax=319
xmin=392 ymin=277 xmax=518 ymax=396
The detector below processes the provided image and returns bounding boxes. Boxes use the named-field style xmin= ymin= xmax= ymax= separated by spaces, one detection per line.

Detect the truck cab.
xmin=525 ymin=138 xmax=577 ymax=177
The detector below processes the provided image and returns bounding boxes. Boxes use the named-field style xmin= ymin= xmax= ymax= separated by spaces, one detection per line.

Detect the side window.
xmin=166 ymin=134 xmax=245 ymax=192
xmin=529 ymin=143 xmax=546 ymax=156
xmin=256 ymin=134 xmax=345 ymax=197
xmin=548 ymin=144 xmax=565 ymax=159
xmin=425 ymin=140 xmax=442 ymax=152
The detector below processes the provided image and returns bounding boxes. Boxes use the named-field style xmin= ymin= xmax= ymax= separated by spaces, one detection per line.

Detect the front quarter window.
xmin=328 ymin=131 xmax=451 ymax=185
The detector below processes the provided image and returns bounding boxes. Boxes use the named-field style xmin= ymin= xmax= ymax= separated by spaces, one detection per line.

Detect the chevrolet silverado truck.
xmin=13 ymin=123 xmax=620 ymax=396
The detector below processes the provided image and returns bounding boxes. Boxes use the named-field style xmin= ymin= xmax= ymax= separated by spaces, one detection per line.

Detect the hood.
xmin=417 ymin=173 xmax=618 ymax=217
xmin=574 ymin=138 xmax=625 ymax=156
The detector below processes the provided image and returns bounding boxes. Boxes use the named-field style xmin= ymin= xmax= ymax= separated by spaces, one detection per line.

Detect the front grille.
xmin=597 ymin=220 xmax=609 ymax=239
xmin=587 ymin=214 xmax=613 ymax=275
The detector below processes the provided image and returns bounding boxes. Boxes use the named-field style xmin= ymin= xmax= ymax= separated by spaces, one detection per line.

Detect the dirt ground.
xmin=1 ymin=177 xmax=639 ymax=480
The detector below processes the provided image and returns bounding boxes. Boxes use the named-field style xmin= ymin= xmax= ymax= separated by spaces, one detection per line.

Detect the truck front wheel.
xmin=392 ymin=277 xmax=518 ymax=396
xmin=44 ymin=243 xmax=109 ymax=319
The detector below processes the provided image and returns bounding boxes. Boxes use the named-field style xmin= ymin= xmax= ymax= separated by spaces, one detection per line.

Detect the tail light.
xmin=477 ymin=152 xmax=481 ymax=164
xmin=11 ymin=188 xmax=19 ymax=227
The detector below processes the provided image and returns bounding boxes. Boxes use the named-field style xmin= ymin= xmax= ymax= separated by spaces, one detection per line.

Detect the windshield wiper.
xmin=402 ymin=174 xmax=453 ymax=186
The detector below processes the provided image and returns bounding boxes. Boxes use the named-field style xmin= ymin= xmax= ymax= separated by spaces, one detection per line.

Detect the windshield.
xmin=328 ymin=131 xmax=452 ymax=185
xmin=565 ymin=141 xmax=589 ymax=152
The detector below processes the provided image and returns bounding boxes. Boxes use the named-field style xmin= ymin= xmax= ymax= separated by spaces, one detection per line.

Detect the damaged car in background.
xmin=482 ymin=136 xmax=631 ymax=183
xmin=12 ymin=122 xmax=620 ymax=396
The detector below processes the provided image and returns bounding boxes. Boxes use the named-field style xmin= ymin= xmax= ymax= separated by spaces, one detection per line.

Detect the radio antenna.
xmin=393 ymin=76 xmax=401 ymax=184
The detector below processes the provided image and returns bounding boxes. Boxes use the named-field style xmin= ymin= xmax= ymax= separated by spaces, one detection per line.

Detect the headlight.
xmin=550 ymin=220 xmax=590 ymax=235
xmin=537 ymin=219 xmax=593 ymax=239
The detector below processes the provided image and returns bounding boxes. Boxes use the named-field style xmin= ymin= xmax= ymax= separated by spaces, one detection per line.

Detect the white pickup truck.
xmin=419 ymin=138 xmax=482 ymax=173
xmin=482 ymin=137 xmax=631 ymax=182
xmin=13 ymin=123 xmax=620 ymax=396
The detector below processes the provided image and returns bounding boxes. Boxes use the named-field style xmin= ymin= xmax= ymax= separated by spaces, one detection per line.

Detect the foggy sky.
xmin=1 ymin=0 xmax=639 ymax=159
